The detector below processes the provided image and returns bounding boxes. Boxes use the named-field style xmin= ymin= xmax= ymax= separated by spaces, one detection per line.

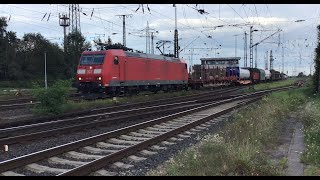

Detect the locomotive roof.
xmin=124 ymin=51 xmax=180 ymax=61
xmin=82 ymin=49 xmax=185 ymax=63
xmin=200 ymin=57 xmax=241 ymax=61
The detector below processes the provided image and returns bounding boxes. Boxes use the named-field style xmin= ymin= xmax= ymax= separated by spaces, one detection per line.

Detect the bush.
xmin=32 ymin=80 xmax=71 ymax=115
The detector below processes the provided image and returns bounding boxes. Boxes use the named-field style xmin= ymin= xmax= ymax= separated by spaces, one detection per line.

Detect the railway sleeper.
xmin=127 ymin=155 xmax=147 ymax=162
xmin=169 ymin=137 xmax=184 ymax=142
xmin=153 ymin=124 xmax=176 ymax=130
xmin=138 ymin=129 xmax=164 ymax=135
xmin=108 ymin=138 xmax=140 ymax=145
xmin=158 ymin=123 xmax=181 ymax=128
xmin=161 ymin=141 xmax=176 ymax=146
xmin=119 ymin=135 xmax=150 ymax=141
xmin=177 ymin=134 xmax=191 ymax=138
xmin=92 ymin=170 xmax=117 ymax=176
xmin=82 ymin=146 xmax=117 ymax=154
xmin=1 ymin=171 xmax=25 ymax=176
xmin=65 ymin=151 xmax=103 ymax=160
xmin=48 ymin=157 xmax=87 ymax=167
xmin=25 ymin=163 xmax=68 ymax=174
xmin=128 ymin=132 xmax=157 ymax=138
xmin=184 ymin=130 xmax=197 ymax=135
xmin=96 ymin=142 xmax=128 ymax=149
xmin=150 ymin=145 xmax=167 ymax=151
xmin=146 ymin=127 xmax=170 ymax=132
xmin=139 ymin=149 xmax=157 ymax=156
xmin=111 ymin=162 xmax=134 ymax=169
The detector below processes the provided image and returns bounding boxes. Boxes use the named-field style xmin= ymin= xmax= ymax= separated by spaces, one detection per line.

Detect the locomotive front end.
xmin=76 ymin=52 xmax=106 ymax=93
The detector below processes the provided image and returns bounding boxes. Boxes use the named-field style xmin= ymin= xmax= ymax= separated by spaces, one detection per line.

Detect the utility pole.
xmin=116 ymin=14 xmax=132 ymax=47
xmin=282 ymin=45 xmax=284 ymax=73
xmin=255 ymin=46 xmax=258 ymax=68
xmin=244 ymin=31 xmax=247 ymax=67
xmin=117 ymin=14 xmax=132 ymax=46
xmin=59 ymin=14 xmax=70 ymax=52
xmin=173 ymin=4 xmax=179 ymax=58
xmin=150 ymin=31 xmax=158 ymax=54
xmin=69 ymin=4 xmax=81 ymax=33
xmin=270 ymin=50 xmax=274 ymax=70
xmin=190 ymin=48 xmax=194 ymax=67
xmin=184 ymin=48 xmax=199 ymax=70
xmin=151 ymin=32 xmax=154 ymax=54
xmin=265 ymin=51 xmax=268 ymax=70
xmin=250 ymin=28 xmax=282 ymax=68
xmin=146 ymin=21 xmax=150 ymax=53
xmin=44 ymin=51 xmax=48 ymax=89
xmin=249 ymin=26 xmax=253 ymax=68
xmin=300 ymin=53 xmax=302 ymax=64
xmin=137 ymin=23 xmax=156 ymax=54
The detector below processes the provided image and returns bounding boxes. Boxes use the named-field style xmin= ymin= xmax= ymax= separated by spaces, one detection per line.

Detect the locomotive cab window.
xmin=114 ymin=56 xmax=119 ymax=65
xmin=80 ymin=54 xmax=105 ymax=65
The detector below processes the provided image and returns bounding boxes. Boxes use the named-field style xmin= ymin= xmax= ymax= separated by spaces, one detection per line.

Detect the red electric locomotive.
xmin=76 ymin=47 xmax=188 ymax=96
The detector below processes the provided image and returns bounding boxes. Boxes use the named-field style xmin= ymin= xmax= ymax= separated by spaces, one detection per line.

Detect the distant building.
xmin=200 ymin=57 xmax=241 ymax=69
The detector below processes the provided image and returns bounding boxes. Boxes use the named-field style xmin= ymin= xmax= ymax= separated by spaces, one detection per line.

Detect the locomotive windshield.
xmin=80 ymin=54 xmax=105 ymax=65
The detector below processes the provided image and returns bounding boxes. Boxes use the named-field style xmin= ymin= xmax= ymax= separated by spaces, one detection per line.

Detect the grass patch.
xmin=239 ymin=78 xmax=301 ymax=94
xmin=32 ymin=80 xmax=71 ymax=115
xmin=0 ymin=88 xmax=33 ymax=99
xmin=148 ymin=87 xmax=308 ymax=176
xmin=60 ymin=90 xmax=199 ymax=114
xmin=297 ymin=87 xmax=320 ymax=175
xmin=304 ymin=165 xmax=320 ymax=176
xmin=253 ymin=78 xmax=298 ymax=91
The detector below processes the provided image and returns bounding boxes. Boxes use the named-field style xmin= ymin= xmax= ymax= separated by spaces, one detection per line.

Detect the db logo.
xmin=87 ymin=70 xmax=93 ymax=74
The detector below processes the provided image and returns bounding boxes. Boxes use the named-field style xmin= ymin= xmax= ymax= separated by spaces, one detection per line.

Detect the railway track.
xmin=0 ymin=92 xmax=83 ymax=111
xmin=0 ymin=97 xmax=37 ymax=111
xmin=0 ymin=86 xmax=244 ymax=129
xmin=0 ymin=86 xmax=246 ymax=145
xmin=0 ymin=86 xmax=294 ymax=176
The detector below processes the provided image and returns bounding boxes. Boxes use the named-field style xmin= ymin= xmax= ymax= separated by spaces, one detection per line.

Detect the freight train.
xmin=188 ymin=57 xmax=284 ymax=89
xmin=75 ymin=46 xmax=286 ymax=96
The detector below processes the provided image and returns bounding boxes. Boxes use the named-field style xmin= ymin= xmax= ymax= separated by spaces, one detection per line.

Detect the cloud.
xmin=0 ymin=4 xmax=317 ymax=76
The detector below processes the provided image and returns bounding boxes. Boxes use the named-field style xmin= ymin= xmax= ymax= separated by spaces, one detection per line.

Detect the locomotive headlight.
xmin=77 ymin=69 xmax=85 ymax=74
xmin=78 ymin=77 xmax=82 ymax=81
xmin=94 ymin=69 xmax=102 ymax=74
xmin=98 ymin=77 xmax=102 ymax=81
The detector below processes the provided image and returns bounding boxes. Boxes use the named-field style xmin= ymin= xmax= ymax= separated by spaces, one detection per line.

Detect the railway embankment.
xmin=148 ymin=82 xmax=319 ymax=176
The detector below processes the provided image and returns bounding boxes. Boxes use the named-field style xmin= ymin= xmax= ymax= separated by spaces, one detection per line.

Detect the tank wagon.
xmin=265 ymin=70 xmax=271 ymax=81
xmin=238 ymin=68 xmax=251 ymax=85
xmin=270 ymin=70 xmax=282 ymax=81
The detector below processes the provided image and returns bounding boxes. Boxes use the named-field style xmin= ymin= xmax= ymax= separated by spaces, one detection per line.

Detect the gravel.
xmin=0 ymin=109 xmax=33 ymax=125
xmin=0 ymin=115 xmax=164 ymax=161
xmin=0 ymin=101 xmax=247 ymax=176
xmin=96 ymin=109 xmax=241 ymax=176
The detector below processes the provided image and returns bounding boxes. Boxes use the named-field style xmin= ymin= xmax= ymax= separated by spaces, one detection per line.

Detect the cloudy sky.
xmin=0 ymin=4 xmax=319 ymax=76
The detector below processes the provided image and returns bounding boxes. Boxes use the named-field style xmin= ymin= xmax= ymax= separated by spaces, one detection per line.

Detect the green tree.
xmin=297 ymin=72 xmax=305 ymax=77
xmin=0 ymin=17 xmax=8 ymax=79
xmin=0 ymin=17 xmax=7 ymax=38
xmin=64 ymin=30 xmax=90 ymax=78
xmin=313 ymin=25 xmax=320 ymax=92
xmin=0 ymin=16 xmax=72 ymax=84
xmin=15 ymin=33 xmax=65 ymax=81
xmin=6 ymin=31 xmax=21 ymax=80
